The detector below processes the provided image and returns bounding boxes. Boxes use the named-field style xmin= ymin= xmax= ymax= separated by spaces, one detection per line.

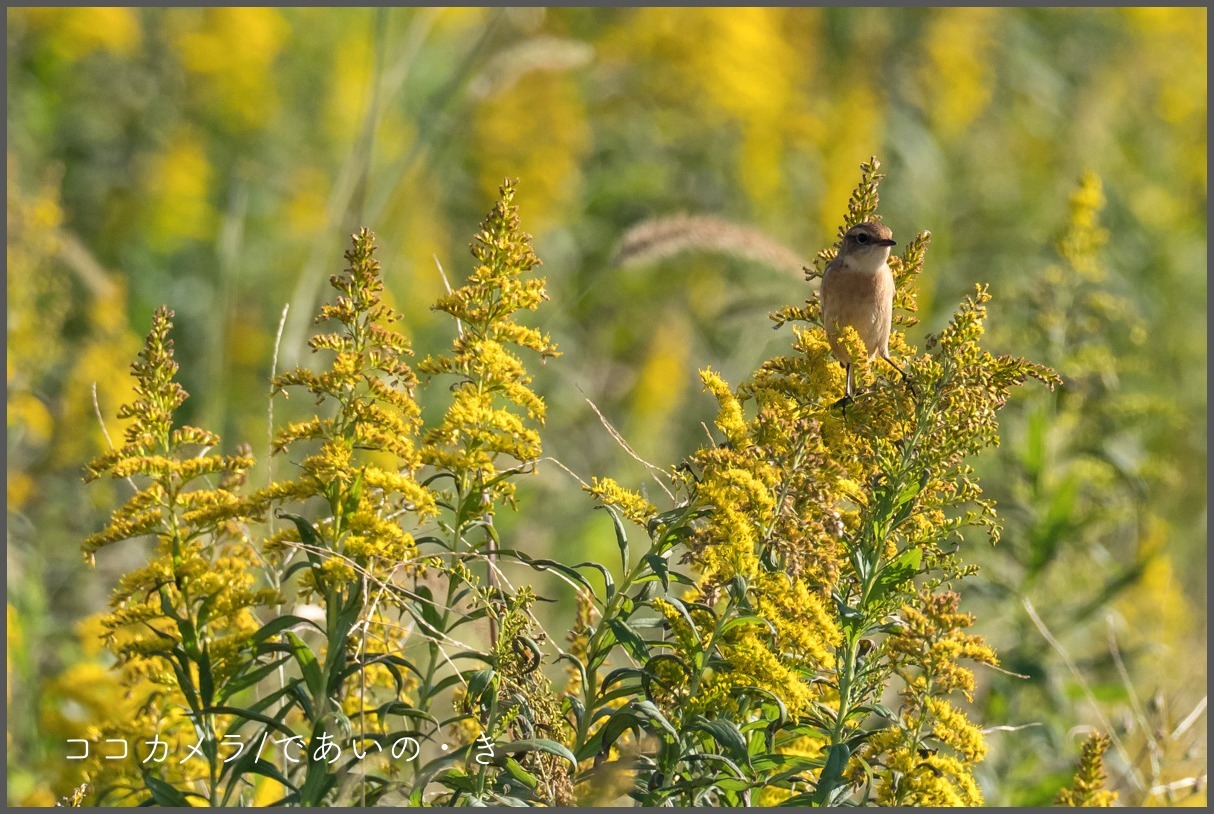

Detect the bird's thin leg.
xmin=832 ymin=362 xmax=854 ymax=416
xmin=882 ymin=354 xmax=917 ymax=399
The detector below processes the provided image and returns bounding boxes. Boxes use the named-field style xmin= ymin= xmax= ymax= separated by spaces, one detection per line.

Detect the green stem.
xmin=575 ymin=550 xmax=651 ymax=752
xmin=837 ymin=378 xmax=947 ymax=753
xmin=830 ymin=636 xmax=863 ymax=746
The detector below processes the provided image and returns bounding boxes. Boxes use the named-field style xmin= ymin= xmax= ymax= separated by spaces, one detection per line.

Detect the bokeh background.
xmin=7 ymin=7 xmax=1205 ymax=806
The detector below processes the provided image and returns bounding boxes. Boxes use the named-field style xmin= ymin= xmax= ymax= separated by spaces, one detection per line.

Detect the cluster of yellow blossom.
xmin=1055 ymin=732 xmax=1118 ymax=807
xmin=264 ymin=229 xmax=436 ymax=582
xmin=420 ymin=179 xmax=559 ymax=509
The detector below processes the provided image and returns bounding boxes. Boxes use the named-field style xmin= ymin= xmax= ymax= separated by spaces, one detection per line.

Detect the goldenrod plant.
xmin=80 ymin=166 xmax=1072 ymax=806
xmin=80 ymin=306 xmax=275 ymax=804
xmin=579 ymin=159 xmax=1058 ymax=805
xmin=1055 ymin=732 xmax=1118 ymax=807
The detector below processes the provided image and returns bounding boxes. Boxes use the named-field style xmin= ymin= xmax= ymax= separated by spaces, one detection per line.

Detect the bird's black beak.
xmin=879 ymin=239 xmax=897 ymax=247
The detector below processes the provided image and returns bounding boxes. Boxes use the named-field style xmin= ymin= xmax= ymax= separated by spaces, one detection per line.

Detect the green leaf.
xmin=372 ymin=702 xmax=440 ymax=728
xmin=345 ymin=468 xmax=364 ymax=515
xmin=749 ymin=751 xmax=824 ymax=774
xmin=737 ymin=686 xmax=788 ymax=731
xmin=465 ymin=668 xmax=496 ymax=706
xmin=598 ymin=709 xmax=640 ymax=752
xmin=298 ymin=735 xmax=337 ymax=805
xmin=868 ymin=546 xmax=922 ymax=606
xmin=436 ymin=768 xmax=478 ymax=793
xmin=408 ymin=585 xmax=447 ymax=637
xmin=276 ymin=511 xmax=325 ymax=551
xmin=1023 ymin=402 xmax=1048 ymax=482
xmin=502 ymin=757 xmax=539 ymax=790
xmin=895 ymin=472 xmax=925 ymax=509
xmin=556 ymin=652 xmax=587 ymax=692
xmin=641 ymin=654 xmax=689 ymax=695
xmin=833 ymin=591 xmax=865 ymax=638
xmin=633 ymin=699 xmax=680 ymax=743
xmin=283 ymin=631 xmax=325 ymax=703
xmin=606 ymin=618 xmax=650 ymax=662
xmin=594 ymin=683 xmax=648 ymax=709
xmin=500 ymin=550 xmax=597 ymax=597
xmin=166 ymin=651 xmax=201 ymax=714
xmin=680 ymin=750 xmax=747 ymax=781
xmin=1027 ymin=474 xmax=1080 ymax=577
xmin=426 ymin=673 xmax=467 ymax=697
xmin=602 ymin=504 xmax=629 ymax=571
xmin=690 ymin=716 xmax=751 ymax=769
xmin=856 ymin=702 xmax=896 ymax=721
xmin=252 ymin=614 xmax=323 ymax=645
xmin=600 ymin=666 xmax=646 ymax=692
xmin=497 ymin=738 xmax=578 ymax=767
xmin=220 ymin=655 xmax=292 ymax=701
xmin=809 ymin=742 xmax=852 ymax=806
xmin=643 ymin=552 xmax=670 ymax=591
xmin=575 ymin=560 xmax=616 ymax=601
xmin=564 ymin=694 xmax=586 ymax=728
xmin=654 ymin=595 xmax=707 ymax=648
xmin=142 ymin=772 xmax=195 ymax=806
xmin=205 ymin=705 xmax=300 ymax=741
xmin=197 ymin=648 xmax=215 ymax=709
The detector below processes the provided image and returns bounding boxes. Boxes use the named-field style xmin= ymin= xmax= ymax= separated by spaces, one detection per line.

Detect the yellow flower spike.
xmin=420 ymin=181 xmax=559 ymax=509
xmin=260 ymin=228 xmax=432 ymax=578
xmin=700 ymin=368 xmax=749 ymax=447
xmin=1055 ymin=732 xmax=1118 ymax=807
xmin=925 ymin=697 xmax=987 ymax=763
xmin=586 ymin=477 xmax=659 ymax=527
xmin=752 ymin=573 xmax=841 ymax=668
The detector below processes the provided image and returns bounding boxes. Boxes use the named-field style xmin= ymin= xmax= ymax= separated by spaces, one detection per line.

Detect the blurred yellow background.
xmin=7 ymin=8 xmax=1205 ymax=805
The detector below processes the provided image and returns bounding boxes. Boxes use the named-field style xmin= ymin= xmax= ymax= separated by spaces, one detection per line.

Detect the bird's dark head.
xmin=838 ymin=221 xmax=896 ymax=271
xmin=843 ymin=221 xmax=896 ymax=248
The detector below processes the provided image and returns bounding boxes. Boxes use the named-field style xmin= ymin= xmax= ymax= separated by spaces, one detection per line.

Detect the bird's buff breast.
xmin=821 ymin=265 xmax=894 ymax=363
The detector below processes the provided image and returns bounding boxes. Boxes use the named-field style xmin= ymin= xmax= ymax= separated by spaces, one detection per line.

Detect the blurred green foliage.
xmin=7 ymin=7 xmax=1205 ymax=806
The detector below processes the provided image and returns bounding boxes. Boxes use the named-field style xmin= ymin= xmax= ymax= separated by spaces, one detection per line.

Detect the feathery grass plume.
xmin=614 ymin=213 xmax=808 ymax=278
xmin=81 ymin=306 xmax=276 ymax=804
xmin=468 ymin=36 xmax=595 ymax=99
xmin=419 ymin=178 xmax=559 ymax=508
xmin=1056 ymin=732 xmax=1119 ymax=806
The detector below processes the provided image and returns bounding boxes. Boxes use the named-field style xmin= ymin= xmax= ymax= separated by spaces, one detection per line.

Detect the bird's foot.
xmin=832 ymin=394 xmax=854 ymax=418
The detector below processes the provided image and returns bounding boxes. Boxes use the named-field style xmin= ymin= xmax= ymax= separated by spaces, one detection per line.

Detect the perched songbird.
xmin=820 ymin=220 xmax=913 ymax=407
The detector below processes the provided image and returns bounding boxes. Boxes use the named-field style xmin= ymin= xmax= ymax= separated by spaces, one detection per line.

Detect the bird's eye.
xmin=855 ymin=233 xmax=869 ymax=244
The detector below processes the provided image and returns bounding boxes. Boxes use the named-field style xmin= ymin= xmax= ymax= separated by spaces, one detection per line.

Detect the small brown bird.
xmin=820 ymin=220 xmax=912 ymax=406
